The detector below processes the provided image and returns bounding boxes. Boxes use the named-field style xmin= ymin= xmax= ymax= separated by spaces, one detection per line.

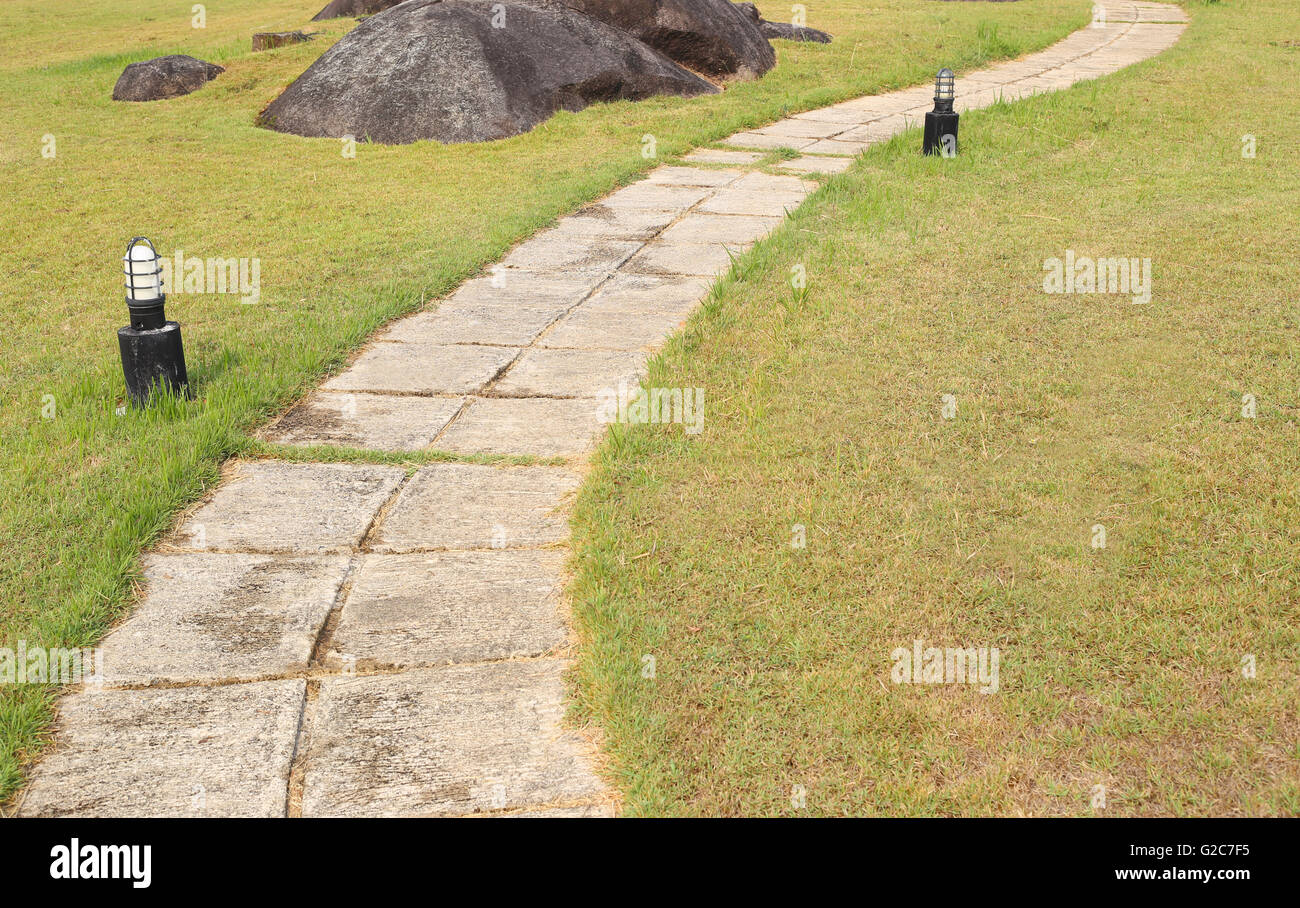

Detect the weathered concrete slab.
xmin=323 ymin=342 xmax=517 ymax=395
xmin=698 ymin=189 xmax=810 ymax=216
xmin=658 ymin=212 xmax=781 ymax=246
xmin=541 ymin=305 xmax=689 ymax=351
xmin=792 ymin=106 xmax=881 ymax=124
xmin=602 ymin=182 xmax=712 ymax=211
xmin=779 ymin=154 xmax=853 ymax=174
xmin=19 ymin=680 xmax=306 ymax=817
xmin=553 ymin=204 xmax=680 ymax=241
xmin=328 ymin=551 xmax=566 ymax=667
xmin=580 ymin=272 xmax=711 ymax=317
xmin=493 ymin=348 xmax=648 ymax=398
xmin=264 ymin=391 xmax=463 ymax=451
xmin=435 ymin=396 xmax=605 ymax=457
xmin=722 ymin=170 xmax=816 ymax=195
xmin=177 ymin=461 xmax=404 ymax=554
xmin=723 ymin=131 xmax=816 ymax=150
xmin=801 ymin=138 xmax=874 ymax=156
xmin=834 ymin=93 xmax=928 ymax=115
xmin=753 ymin=118 xmax=847 ymax=139
xmin=682 ymin=148 xmax=762 ymax=165
xmin=300 ymin=661 xmax=603 ymax=816
xmin=834 ymin=118 xmax=908 ymax=143
xmin=447 ymin=269 xmax=606 ymax=308
xmin=370 ymin=463 xmax=581 ymax=552
xmin=501 ymin=233 xmax=642 ymax=272
xmin=380 ymin=304 xmax=562 ymax=347
xmin=623 ymin=241 xmax=738 ymax=277
xmin=643 ymin=165 xmax=743 ymax=187
xmin=99 ymin=553 xmax=348 ymax=684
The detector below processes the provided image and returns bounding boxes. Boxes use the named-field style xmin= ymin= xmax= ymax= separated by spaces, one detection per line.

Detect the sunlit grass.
xmin=568 ymin=0 xmax=1300 ymax=816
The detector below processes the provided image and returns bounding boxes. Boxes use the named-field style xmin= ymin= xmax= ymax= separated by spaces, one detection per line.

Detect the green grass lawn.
xmin=569 ymin=0 xmax=1300 ymax=816
xmin=0 ymin=0 xmax=1088 ymax=803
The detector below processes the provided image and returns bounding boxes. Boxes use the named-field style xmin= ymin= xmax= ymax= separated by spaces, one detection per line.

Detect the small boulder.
xmin=552 ymin=0 xmax=776 ymax=81
xmin=252 ymin=31 xmax=314 ymax=52
xmin=112 ymin=55 xmax=224 ymax=102
xmin=258 ymin=0 xmax=718 ymax=145
xmin=736 ymin=3 xmax=832 ymax=43
xmin=312 ymin=0 xmax=409 ymax=20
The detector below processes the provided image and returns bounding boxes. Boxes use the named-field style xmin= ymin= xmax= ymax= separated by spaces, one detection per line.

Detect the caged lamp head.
xmin=933 ymin=68 xmax=956 ymax=114
xmin=122 ymin=236 xmax=167 ymax=329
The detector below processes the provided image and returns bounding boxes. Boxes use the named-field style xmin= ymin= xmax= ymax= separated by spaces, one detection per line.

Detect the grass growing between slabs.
xmin=0 ymin=0 xmax=1088 ymax=802
xmin=569 ymin=0 xmax=1300 ymax=816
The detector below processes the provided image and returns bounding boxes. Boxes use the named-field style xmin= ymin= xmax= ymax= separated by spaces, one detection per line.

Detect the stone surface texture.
xmin=112 ymin=55 xmax=223 ymax=102
xmin=260 ymin=0 xmax=717 ymax=144
xmin=551 ymin=0 xmax=776 ymax=80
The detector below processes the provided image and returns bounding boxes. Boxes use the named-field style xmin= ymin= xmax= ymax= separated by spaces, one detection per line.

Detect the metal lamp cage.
xmin=934 ymin=68 xmax=956 ymax=112
xmin=122 ymin=236 xmax=166 ymax=329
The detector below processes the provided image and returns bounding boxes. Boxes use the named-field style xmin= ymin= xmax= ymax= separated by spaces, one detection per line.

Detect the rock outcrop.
xmin=553 ymin=0 xmax=776 ymax=80
xmin=112 ymin=55 xmax=224 ymax=102
xmin=736 ymin=3 xmax=832 ymax=43
xmin=259 ymin=0 xmax=717 ymax=145
xmin=312 ymin=0 xmax=410 ymax=20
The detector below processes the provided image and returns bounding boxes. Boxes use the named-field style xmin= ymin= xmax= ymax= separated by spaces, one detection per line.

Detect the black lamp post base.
xmin=923 ymin=111 xmax=960 ymax=156
xmin=118 ymin=321 xmax=190 ymax=407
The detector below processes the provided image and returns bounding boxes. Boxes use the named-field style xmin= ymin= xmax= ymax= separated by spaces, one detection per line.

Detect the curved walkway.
xmin=18 ymin=0 xmax=1186 ymax=817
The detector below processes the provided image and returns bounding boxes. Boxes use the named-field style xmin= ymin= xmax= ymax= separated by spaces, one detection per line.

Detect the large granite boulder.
xmin=552 ymin=0 xmax=775 ymax=80
xmin=112 ymin=55 xmax=223 ymax=102
xmin=736 ymin=3 xmax=832 ymax=43
xmin=312 ymin=0 xmax=408 ymax=20
xmin=258 ymin=0 xmax=717 ymax=145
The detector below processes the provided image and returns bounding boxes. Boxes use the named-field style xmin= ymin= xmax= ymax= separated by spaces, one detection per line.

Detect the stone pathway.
xmin=17 ymin=0 xmax=1186 ymax=817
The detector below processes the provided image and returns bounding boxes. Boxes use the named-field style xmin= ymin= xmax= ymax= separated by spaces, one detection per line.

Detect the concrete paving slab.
xmin=602 ymin=182 xmax=713 ymax=210
xmin=682 ymin=148 xmax=763 ymax=165
xmin=754 ymin=118 xmax=848 ymax=139
xmin=19 ymin=680 xmax=306 ymax=817
xmin=300 ymin=661 xmax=603 ymax=816
xmin=579 ymin=273 xmax=711 ymax=317
xmin=834 ymin=118 xmax=909 ymax=143
xmin=447 ymin=269 xmax=606 ymax=308
xmin=264 ymin=392 xmax=463 ymax=452
xmin=623 ymin=241 xmax=739 ymax=278
xmin=177 ymin=461 xmax=404 ymax=554
xmin=435 ymin=396 xmax=605 ymax=458
xmin=541 ymin=305 xmax=690 ymax=351
xmin=493 ymin=348 xmax=648 ymax=398
xmin=380 ymin=304 xmax=562 ymax=347
xmin=501 ymin=233 xmax=642 ymax=272
xmin=697 ymin=189 xmax=810 ymax=216
xmin=99 ymin=553 xmax=349 ymax=684
xmin=553 ymin=205 xmax=680 ymax=241
xmin=328 ymin=551 xmax=566 ymax=667
xmin=779 ymin=154 xmax=853 ymax=175
xmin=728 ymin=172 xmax=817 ymax=194
xmin=792 ymin=106 xmax=883 ymax=125
xmin=643 ymin=166 xmax=743 ymax=187
xmin=801 ymin=138 xmax=875 ymax=156
xmin=323 ymin=343 xmax=517 ymax=395
xmin=723 ymin=132 xmax=816 ymax=150
xmin=370 ymin=463 xmax=581 ymax=552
